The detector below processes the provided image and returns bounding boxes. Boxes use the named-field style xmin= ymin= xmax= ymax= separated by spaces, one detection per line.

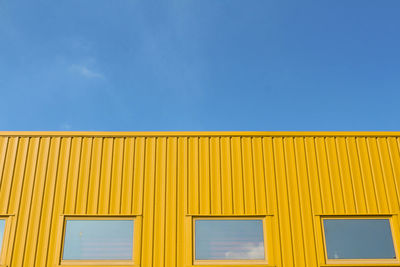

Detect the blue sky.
xmin=1 ymin=1 xmax=399 ymax=131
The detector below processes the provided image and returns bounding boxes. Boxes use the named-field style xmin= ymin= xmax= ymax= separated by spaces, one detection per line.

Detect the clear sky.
xmin=1 ymin=1 xmax=399 ymax=131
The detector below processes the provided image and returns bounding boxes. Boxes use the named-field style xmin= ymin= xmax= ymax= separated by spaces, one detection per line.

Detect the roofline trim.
xmin=0 ymin=131 xmax=400 ymax=137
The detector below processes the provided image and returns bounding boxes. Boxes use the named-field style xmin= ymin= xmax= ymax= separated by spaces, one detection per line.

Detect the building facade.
xmin=0 ymin=132 xmax=399 ymax=267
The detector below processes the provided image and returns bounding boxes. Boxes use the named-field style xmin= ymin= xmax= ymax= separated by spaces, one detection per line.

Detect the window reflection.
xmin=0 ymin=219 xmax=5 ymax=254
xmin=323 ymin=218 xmax=396 ymax=259
xmin=62 ymin=219 xmax=134 ymax=260
xmin=195 ymin=219 xmax=265 ymax=260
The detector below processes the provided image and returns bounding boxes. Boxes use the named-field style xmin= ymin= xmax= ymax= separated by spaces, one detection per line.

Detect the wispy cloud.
xmin=70 ymin=64 xmax=104 ymax=79
xmin=59 ymin=122 xmax=72 ymax=130
xmin=224 ymin=242 xmax=265 ymax=260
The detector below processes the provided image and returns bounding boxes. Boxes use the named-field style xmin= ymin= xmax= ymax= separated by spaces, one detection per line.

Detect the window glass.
xmin=195 ymin=219 xmax=265 ymax=260
xmin=0 ymin=219 xmax=5 ymax=254
xmin=63 ymin=219 xmax=134 ymax=260
xmin=323 ymin=218 xmax=396 ymax=259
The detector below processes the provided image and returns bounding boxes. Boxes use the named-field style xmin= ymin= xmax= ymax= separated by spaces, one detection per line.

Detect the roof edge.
xmin=0 ymin=131 xmax=400 ymax=137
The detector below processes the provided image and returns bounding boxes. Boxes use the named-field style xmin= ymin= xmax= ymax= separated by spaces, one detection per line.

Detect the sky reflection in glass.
xmin=195 ymin=219 xmax=265 ymax=260
xmin=63 ymin=219 xmax=134 ymax=260
xmin=0 ymin=220 xmax=5 ymax=254
xmin=324 ymin=219 xmax=396 ymax=259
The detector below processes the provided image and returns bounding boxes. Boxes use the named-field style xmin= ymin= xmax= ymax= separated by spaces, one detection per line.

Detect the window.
xmin=61 ymin=217 xmax=138 ymax=265
xmin=322 ymin=217 xmax=398 ymax=264
xmin=0 ymin=219 xmax=5 ymax=255
xmin=0 ymin=216 xmax=11 ymax=265
xmin=193 ymin=217 xmax=268 ymax=264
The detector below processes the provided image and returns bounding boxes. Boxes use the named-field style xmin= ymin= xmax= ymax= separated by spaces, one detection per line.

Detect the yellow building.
xmin=0 ymin=132 xmax=399 ymax=267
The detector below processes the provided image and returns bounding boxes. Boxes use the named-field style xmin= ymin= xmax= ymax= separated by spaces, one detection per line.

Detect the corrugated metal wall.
xmin=0 ymin=133 xmax=399 ymax=266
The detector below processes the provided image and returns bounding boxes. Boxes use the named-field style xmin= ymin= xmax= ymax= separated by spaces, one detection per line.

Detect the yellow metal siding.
xmin=0 ymin=133 xmax=399 ymax=266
